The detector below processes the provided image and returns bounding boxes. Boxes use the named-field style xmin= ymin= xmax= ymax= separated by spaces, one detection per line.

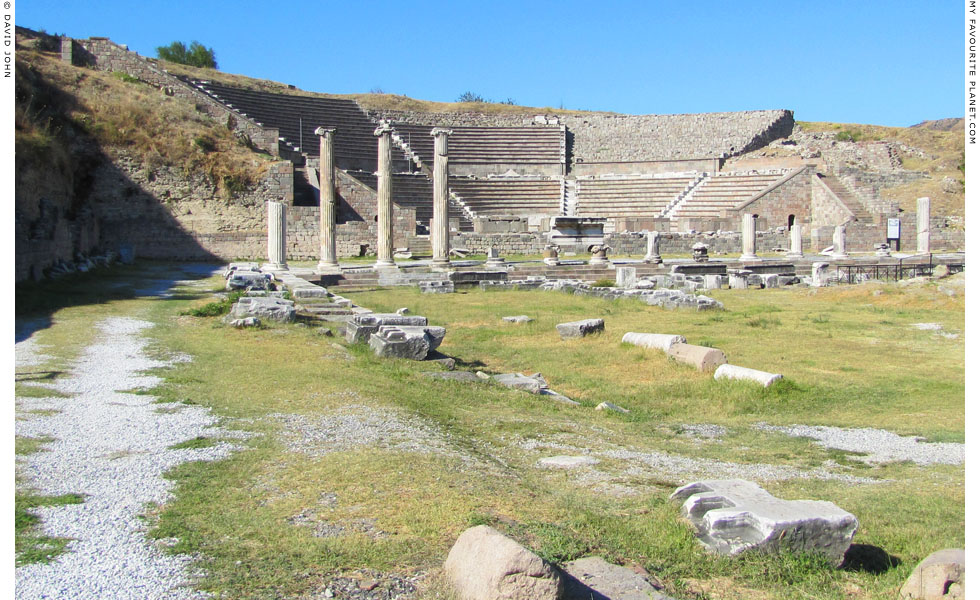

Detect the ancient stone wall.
xmin=565 ymin=110 xmax=795 ymax=162
xmin=363 ymin=109 xmax=548 ymax=127
xmin=810 ymin=174 xmax=854 ymax=228
xmin=70 ymin=37 xmax=280 ymax=155
xmin=733 ymin=168 xmax=813 ymax=232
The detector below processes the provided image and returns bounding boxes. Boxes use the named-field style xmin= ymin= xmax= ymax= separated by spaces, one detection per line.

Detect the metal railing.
xmin=832 ymin=254 xmax=964 ymax=285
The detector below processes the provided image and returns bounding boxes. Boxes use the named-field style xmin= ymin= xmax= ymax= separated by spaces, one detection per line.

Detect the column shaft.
xmin=375 ymin=124 xmax=395 ymax=268
xmin=317 ymin=128 xmax=339 ymax=272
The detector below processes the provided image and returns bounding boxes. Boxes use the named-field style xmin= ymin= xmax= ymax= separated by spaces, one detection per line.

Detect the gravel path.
xmin=15 ymin=316 xmax=244 ymax=600
xmin=754 ymin=423 xmax=965 ymax=465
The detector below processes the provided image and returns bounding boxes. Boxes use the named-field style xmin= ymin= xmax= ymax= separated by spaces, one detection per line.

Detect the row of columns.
xmin=273 ymin=130 xmax=934 ymax=270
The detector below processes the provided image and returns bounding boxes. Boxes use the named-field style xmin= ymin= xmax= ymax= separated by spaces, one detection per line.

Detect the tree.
xmin=457 ymin=91 xmax=487 ymax=103
xmin=156 ymin=40 xmax=218 ymax=69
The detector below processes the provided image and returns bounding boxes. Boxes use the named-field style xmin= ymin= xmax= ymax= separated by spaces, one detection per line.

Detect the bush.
xmin=592 ymin=279 xmax=616 ymax=288
xmin=156 ymin=41 xmax=218 ymax=69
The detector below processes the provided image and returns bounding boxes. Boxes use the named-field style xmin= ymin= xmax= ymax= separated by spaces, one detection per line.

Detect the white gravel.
xmin=15 ymin=316 xmax=244 ymax=600
xmin=754 ymin=423 xmax=965 ymax=465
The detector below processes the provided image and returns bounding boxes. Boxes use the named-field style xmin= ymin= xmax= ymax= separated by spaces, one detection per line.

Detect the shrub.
xmin=156 ymin=41 xmax=218 ymax=69
xmin=592 ymin=279 xmax=616 ymax=288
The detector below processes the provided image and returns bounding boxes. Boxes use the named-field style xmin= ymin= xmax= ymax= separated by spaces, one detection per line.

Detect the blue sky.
xmin=15 ymin=0 xmax=965 ymax=126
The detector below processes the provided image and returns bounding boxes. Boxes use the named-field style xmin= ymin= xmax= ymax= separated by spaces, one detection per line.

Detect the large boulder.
xmin=226 ymin=271 xmax=272 ymax=291
xmin=671 ymin=479 xmax=858 ymax=565
xmin=557 ymin=319 xmax=605 ymax=340
xmin=444 ymin=525 xmax=562 ymax=600
xmin=900 ymin=549 xmax=965 ymax=599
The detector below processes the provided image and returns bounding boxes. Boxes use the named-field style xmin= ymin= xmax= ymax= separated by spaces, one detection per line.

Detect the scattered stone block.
xmin=502 ymin=315 xmax=533 ymax=323
xmin=393 ymin=248 xmax=413 ymax=259
xmin=493 ymin=373 xmax=547 ymax=393
xmin=562 ymin=556 xmax=672 ymax=600
xmin=345 ymin=313 xmax=428 ymax=343
xmin=616 ymin=267 xmax=637 ymax=289
xmin=667 ymin=343 xmax=727 ymax=372
xmin=230 ymin=297 xmax=295 ymax=322
xmin=444 ymin=525 xmax=563 ymax=600
xmin=226 ymin=271 xmax=272 ymax=291
xmin=557 ymin=319 xmax=605 ymax=340
xmin=430 ymin=357 xmax=457 ymax=370
xmin=622 ymin=332 xmax=687 ymax=352
xmin=222 ymin=262 xmax=260 ymax=278
xmin=540 ymin=389 xmax=580 ymax=405
xmin=368 ymin=325 xmax=446 ymax=360
xmin=425 ymin=371 xmax=483 ymax=383
xmin=229 ymin=317 xmax=260 ymax=328
xmin=419 ymin=280 xmax=455 ymax=294
xmin=671 ymin=479 xmax=858 ymax=564
xmin=595 ymin=401 xmax=629 ymax=413
xmin=537 ymin=456 xmax=598 ymax=469
xmin=899 ymin=548 xmax=965 ymax=600
xmin=714 ymin=364 xmax=783 ymax=387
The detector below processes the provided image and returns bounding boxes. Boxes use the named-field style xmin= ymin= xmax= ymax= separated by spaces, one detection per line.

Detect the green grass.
xmin=14 ymin=268 xmax=964 ymax=599
xmin=16 ymin=492 xmax=86 ymax=565
xmin=168 ymin=436 xmax=218 ymax=450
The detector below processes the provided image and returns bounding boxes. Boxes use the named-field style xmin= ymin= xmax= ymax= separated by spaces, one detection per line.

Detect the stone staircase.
xmin=817 ymin=174 xmax=875 ymax=223
xmin=663 ymin=173 xmax=709 ymax=227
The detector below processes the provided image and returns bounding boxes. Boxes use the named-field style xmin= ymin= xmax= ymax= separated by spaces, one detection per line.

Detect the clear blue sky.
xmin=16 ymin=0 xmax=965 ymax=127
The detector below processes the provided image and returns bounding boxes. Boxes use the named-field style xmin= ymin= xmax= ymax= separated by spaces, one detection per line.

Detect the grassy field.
xmin=14 ymin=263 xmax=964 ymax=599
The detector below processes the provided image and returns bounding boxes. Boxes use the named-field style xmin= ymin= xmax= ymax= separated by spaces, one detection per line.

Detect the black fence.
xmin=831 ymin=255 xmax=965 ymax=285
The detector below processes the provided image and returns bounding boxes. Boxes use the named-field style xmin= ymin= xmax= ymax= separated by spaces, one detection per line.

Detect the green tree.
xmin=156 ymin=40 xmax=218 ymax=69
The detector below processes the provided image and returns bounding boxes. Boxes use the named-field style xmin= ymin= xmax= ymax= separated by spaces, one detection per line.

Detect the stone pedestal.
xmin=739 ymin=214 xmax=759 ymax=261
xmin=374 ymin=122 xmax=396 ymax=269
xmin=588 ymin=244 xmax=611 ymax=265
xmin=430 ymin=128 xmax=453 ymax=269
xmin=643 ymin=230 xmax=663 ymax=264
xmin=265 ymin=201 xmax=287 ymax=270
xmin=831 ymin=224 xmax=849 ymax=259
xmin=786 ymin=224 xmax=803 ymax=259
xmin=316 ymin=127 xmax=340 ymax=274
xmin=729 ymin=270 xmax=749 ymax=289
xmin=917 ymin=196 xmax=931 ymax=254
xmin=486 ymin=246 xmax=505 ymax=268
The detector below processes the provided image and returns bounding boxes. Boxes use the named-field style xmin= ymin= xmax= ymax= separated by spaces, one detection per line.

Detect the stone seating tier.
xmin=346 ymin=171 xmax=473 ymax=230
xmin=448 ymin=177 xmax=562 ymax=216
xmin=576 ymin=176 xmax=693 ymax=218
xmin=189 ymin=80 xmax=378 ymax=163
xmin=392 ymin=123 xmax=564 ymax=165
xmin=672 ymin=173 xmax=785 ymax=217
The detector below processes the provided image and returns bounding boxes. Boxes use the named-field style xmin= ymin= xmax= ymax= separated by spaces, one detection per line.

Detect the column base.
xmin=430 ymin=258 xmax=452 ymax=271
xmin=317 ymin=261 xmax=342 ymax=275
xmin=485 ymin=259 xmax=506 ymax=269
xmin=643 ymin=255 xmax=663 ymax=264
xmin=831 ymin=253 xmax=849 ymax=260
xmin=374 ymin=259 xmax=398 ymax=270
xmin=738 ymin=254 xmax=759 ymax=262
xmin=785 ymin=252 xmax=804 ymax=259
xmin=262 ymin=262 xmax=288 ymax=271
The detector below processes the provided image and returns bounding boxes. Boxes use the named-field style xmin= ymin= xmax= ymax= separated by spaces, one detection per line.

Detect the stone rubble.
xmin=229 ymin=296 xmax=296 ymax=323
xmin=556 ymin=318 xmax=605 ymax=339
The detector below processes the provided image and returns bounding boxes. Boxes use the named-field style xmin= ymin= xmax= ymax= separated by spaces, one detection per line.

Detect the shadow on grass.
xmin=841 ymin=543 xmax=902 ymax=574
xmin=15 ymin=260 xmax=223 ymax=341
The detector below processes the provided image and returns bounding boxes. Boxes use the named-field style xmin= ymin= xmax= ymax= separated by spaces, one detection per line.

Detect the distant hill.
xmin=910 ymin=118 xmax=964 ymax=131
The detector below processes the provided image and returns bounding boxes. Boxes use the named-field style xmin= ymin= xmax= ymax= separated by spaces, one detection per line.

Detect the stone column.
xmin=832 ymin=224 xmax=849 ymax=259
xmin=786 ymin=224 xmax=803 ymax=259
xmin=430 ymin=127 xmax=453 ymax=269
xmin=917 ymin=196 xmax=931 ymax=254
xmin=739 ymin=214 xmax=759 ymax=261
xmin=811 ymin=262 xmax=829 ymax=287
xmin=266 ymin=201 xmax=287 ymax=270
xmin=374 ymin=121 xmax=396 ymax=269
xmin=643 ymin=230 xmax=663 ymax=264
xmin=316 ymin=127 xmax=340 ymax=274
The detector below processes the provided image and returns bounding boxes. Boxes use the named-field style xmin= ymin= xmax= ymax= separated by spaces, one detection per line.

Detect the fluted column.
xmin=430 ymin=127 xmax=453 ymax=268
xmin=739 ymin=214 xmax=759 ymax=261
xmin=374 ymin=121 xmax=395 ymax=269
xmin=266 ymin=200 xmax=287 ymax=270
xmin=316 ymin=127 xmax=340 ymax=274
xmin=917 ymin=196 xmax=931 ymax=254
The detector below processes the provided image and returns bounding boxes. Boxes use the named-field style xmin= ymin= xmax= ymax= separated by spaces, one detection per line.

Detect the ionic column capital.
xmin=314 ymin=126 xmax=336 ymax=137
